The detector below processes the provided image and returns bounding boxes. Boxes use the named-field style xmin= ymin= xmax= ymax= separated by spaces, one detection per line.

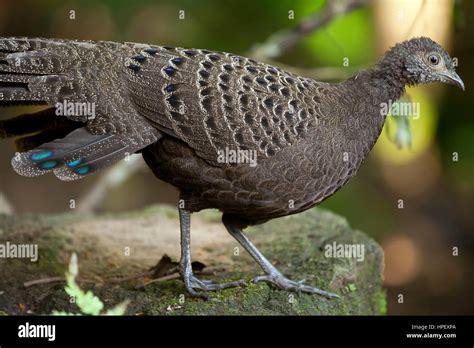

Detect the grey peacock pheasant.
xmin=0 ymin=37 xmax=464 ymax=298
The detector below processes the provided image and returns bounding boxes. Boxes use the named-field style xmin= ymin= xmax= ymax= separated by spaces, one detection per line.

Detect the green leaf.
xmin=76 ymin=290 xmax=104 ymax=315
xmin=52 ymin=253 xmax=127 ymax=316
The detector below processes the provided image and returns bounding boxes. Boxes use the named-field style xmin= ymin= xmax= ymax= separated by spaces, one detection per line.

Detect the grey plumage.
xmin=0 ymin=36 xmax=464 ymax=297
xmin=1 ymin=38 xmax=160 ymax=180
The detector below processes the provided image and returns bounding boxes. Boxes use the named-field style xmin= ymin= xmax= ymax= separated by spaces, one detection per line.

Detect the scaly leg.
xmin=179 ymin=208 xmax=245 ymax=298
xmin=223 ymin=215 xmax=339 ymax=299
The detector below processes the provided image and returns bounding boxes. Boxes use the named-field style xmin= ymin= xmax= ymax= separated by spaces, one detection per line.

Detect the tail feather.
xmin=0 ymin=38 xmax=43 ymax=52
xmin=0 ymin=39 xmax=74 ymax=105
xmin=0 ymin=37 xmax=162 ymax=181
xmin=0 ymin=51 xmax=62 ymax=75
xmin=11 ymin=127 xmax=134 ymax=181
xmin=52 ymin=141 xmax=130 ymax=181
xmin=14 ymin=124 xmax=84 ymax=152
xmin=0 ymin=74 xmax=33 ymax=84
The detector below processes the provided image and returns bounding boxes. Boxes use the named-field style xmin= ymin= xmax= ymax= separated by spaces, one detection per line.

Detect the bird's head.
xmin=379 ymin=37 xmax=464 ymax=90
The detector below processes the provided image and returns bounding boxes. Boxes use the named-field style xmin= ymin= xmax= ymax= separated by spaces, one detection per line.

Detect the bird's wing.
xmin=124 ymin=44 xmax=324 ymax=166
xmin=0 ymin=37 xmax=160 ymax=180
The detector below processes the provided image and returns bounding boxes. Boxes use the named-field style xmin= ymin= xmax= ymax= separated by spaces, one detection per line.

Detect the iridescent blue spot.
xmin=208 ymin=54 xmax=220 ymax=61
xmin=171 ymin=57 xmax=183 ymax=65
xmin=31 ymin=150 xmax=53 ymax=161
xmin=67 ymin=159 xmax=82 ymax=168
xmin=163 ymin=66 xmax=175 ymax=76
xmin=39 ymin=160 xmax=58 ymax=170
xmin=76 ymin=166 xmax=90 ymax=175
xmin=184 ymin=50 xmax=197 ymax=56
xmin=165 ymin=84 xmax=176 ymax=93
xmin=132 ymin=54 xmax=146 ymax=62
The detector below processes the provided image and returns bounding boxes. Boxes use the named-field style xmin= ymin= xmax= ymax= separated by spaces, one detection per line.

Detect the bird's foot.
xmin=183 ymin=274 xmax=246 ymax=299
xmin=252 ymin=274 xmax=339 ymax=299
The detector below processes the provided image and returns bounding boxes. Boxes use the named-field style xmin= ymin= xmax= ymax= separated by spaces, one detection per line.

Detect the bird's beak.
xmin=440 ymin=71 xmax=465 ymax=91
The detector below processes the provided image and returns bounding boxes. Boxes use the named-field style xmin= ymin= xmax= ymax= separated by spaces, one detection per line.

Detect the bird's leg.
xmin=178 ymin=208 xmax=246 ymax=298
xmin=223 ymin=216 xmax=339 ymax=299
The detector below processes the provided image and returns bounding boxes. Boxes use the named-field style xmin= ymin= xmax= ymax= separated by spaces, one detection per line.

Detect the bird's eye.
xmin=428 ymin=54 xmax=440 ymax=65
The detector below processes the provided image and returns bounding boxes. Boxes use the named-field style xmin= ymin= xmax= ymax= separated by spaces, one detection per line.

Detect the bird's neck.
xmin=352 ymin=67 xmax=407 ymax=103
xmin=330 ymin=67 xmax=407 ymax=151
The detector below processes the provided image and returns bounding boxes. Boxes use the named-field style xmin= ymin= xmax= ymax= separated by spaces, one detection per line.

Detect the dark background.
xmin=0 ymin=0 xmax=473 ymax=315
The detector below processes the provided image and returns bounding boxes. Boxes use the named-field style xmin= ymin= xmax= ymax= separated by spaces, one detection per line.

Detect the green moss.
xmin=0 ymin=205 xmax=386 ymax=315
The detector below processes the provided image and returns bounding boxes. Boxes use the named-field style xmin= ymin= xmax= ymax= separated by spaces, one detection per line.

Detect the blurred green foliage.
xmin=299 ymin=1 xmax=375 ymax=66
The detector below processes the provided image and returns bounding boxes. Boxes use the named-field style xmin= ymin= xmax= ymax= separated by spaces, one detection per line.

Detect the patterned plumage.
xmin=0 ymin=36 xmax=464 ymax=297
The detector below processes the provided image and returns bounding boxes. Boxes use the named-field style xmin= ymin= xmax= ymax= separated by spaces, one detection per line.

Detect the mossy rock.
xmin=0 ymin=205 xmax=386 ymax=315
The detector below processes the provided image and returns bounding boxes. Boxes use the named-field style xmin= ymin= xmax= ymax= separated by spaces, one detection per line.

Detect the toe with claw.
xmin=184 ymin=275 xmax=246 ymax=298
xmin=252 ymin=274 xmax=339 ymax=299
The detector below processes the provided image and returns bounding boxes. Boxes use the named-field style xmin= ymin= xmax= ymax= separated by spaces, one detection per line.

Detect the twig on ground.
xmin=108 ymin=270 xmax=155 ymax=284
xmin=23 ymin=277 xmax=64 ymax=288
xmin=23 ymin=276 xmax=96 ymax=288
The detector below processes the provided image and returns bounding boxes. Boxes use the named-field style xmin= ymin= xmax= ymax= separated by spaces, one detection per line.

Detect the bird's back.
xmin=125 ymin=43 xmax=329 ymax=165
